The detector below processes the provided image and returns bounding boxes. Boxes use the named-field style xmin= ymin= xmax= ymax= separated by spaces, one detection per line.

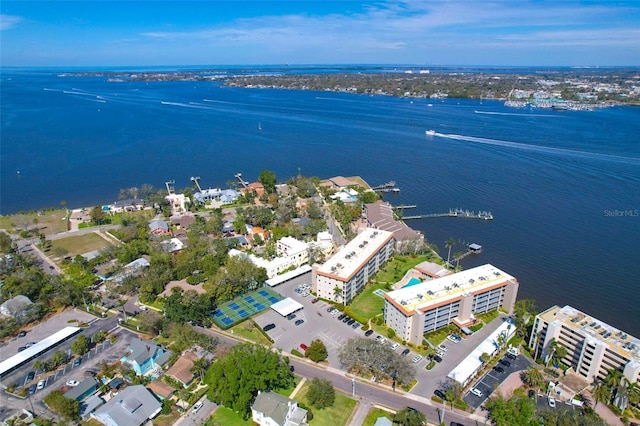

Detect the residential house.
xmin=64 ymin=377 xmax=100 ymax=402
xmin=0 ymin=295 xmax=33 ymax=318
xmin=146 ymin=380 xmax=175 ymax=400
xmin=122 ymin=338 xmax=171 ymax=376
xmin=251 ymin=391 xmax=307 ymax=426
xmin=110 ymin=198 xmax=145 ymax=213
xmin=149 ymin=219 xmax=170 ymax=236
xmin=165 ymin=351 xmax=199 ymax=387
xmin=107 ymin=257 xmax=150 ymax=284
xmin=80 ymin=394 xmax=106 ymax=420
xmin=160 ymin=237 xmax=184 ymax=253
xmin=92 ymin=385 xmax=162 ymax=426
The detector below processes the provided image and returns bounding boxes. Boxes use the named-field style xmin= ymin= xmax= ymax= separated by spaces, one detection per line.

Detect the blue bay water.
xmin=2 ymin=70 xmax=640 ymax=335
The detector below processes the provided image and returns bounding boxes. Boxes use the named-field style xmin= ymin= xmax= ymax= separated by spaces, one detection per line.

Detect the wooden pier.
xmin=372 ymin=181 xmax=401 ymax=193
xmin=403 ymin=208 xmax=493 ymax=221
xmin=234 ymin=173 xmax=249 ymax=189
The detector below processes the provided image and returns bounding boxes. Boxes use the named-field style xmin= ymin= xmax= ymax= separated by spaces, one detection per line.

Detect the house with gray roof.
xmin=110 ymin=198 xmax=145 ymax=213
xmin=91 ymin=385 xmax=161 ymax=426
xmin=64 ymin=377 xmax=100 ymax=402
xmin=122 ymin=338 xmax=171 ymax=376
xmin=0 ymin=295 xmax=33 ymax=318
xmin=149 ymin=219 xmax=170 ymax=236
xmin=251 ymin=391 xmax=307 ymax=426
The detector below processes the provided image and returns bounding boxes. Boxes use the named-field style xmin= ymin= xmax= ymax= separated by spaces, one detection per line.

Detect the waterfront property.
xmin=383 ymin=264 xmax=519 ymax=346
xmin=312 ymin=228 xmax=395 ymax=304
xmin=529 ymin=305 xmax=640 ymax=388
xmin=364 ymin=202 xmax=423 ymax=244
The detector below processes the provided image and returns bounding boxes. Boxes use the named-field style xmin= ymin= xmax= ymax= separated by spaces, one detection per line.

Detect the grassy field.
xmin=228 ymin=321 xmax=272 ymax=345
xmin=153 ymin=406 xmax=182 ymax=426
xmin=0 ymin=209 xmax=68 ymax=234
xmin=362 ymin=407 xmax=394 ymax=426
xmin=348 ymin=283 xmax=387 ymax=321
xmin=49 ymin=232 xmax=112 ymax=257
xmin=373 ymin=254 xmax=438 ymax=285
xmin=209 ymin=406 xmax=253 ymax=425
xmin=296 ymin=383 xmax=357 ymax=426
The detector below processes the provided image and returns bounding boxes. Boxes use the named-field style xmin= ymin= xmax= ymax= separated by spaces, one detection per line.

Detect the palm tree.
xmin=522 ymin=366 xmax=545 ymax=389
xmin=445 ymin=237 xmax=455 ymax=268
xmin=592 ymin=378 xmax=611 ymax=409
xmin=190 ymin=358 xmax=209 ymax=384
xmin=551 ymin=344 xmax=568 ymax=367
xmin=333 ymin=286 xmax=343 ymax=303
xmin=33 ymin=359 xmax=46 ymax=375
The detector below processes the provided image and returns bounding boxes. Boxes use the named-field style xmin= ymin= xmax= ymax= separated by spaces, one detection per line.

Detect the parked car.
xmin=286 ymin=313 xmax=297 ymax=320
xmin=500 ymin=359 xmax=511 ymax=367
xmin=28 ymin=384 xmax=37 ymax=394
xmin=338 ymin=314 xmax=346 ymax=320
xmin=494 ymin=366 xmax=505 ymax=373
xmin=401 ymin=349 xmax=410 ymax=356
xmin=193 ymin=401 xmax=203 ymax=413
xmin=450 ymin=422 xmax=465 ymax=426
xmin=326 ymin=307 xmax=334 ymax=313
xmin=300 ymin=343 xmax=308 ymax=351
xmin=294 ymin=319 xmax=304 ymax=326
xmin=347 ymin=319 xmax=355 ymax=326
xmin=17 ymin=347 xmax=26 ymax=352
xmin=437 ymin=344 xmax=448 ymax=352
xmin=447 ymin=334 xmax=462 ymax=343
xmin=73 ymin=358 xmax=82 ymax=367
xmin=434 ymin=355 xmax=443 ymax=363
xmin=548 ymin=397 xmax=556 ymax=408
xmin=311 ymin=298 xmax=319 ymax=304
xmin=66 ymin=380 xmax=79 ymax=386
xmin=434 ymin=389 xmax=446 ymax=399
xmin=18 ymin=331 xmax=27 ymax=337
xmin=342 ymin=316 xmax=351 ymax=323
xmin=37 ymin=380 xmax=46 ymax=390
xmin=26 ymin=371 xmax=35 ymax=382
xmin=412 ymin=355 xmax=423 ymax=363
xmin=375 ymin=335 xmax=386 ymax=344
xmin=365 ymin=329 xmax=374 ymax=337
xmin=390 ymin=343 xmax=400 ymax=351
xmin=263 ymin=323 xmax=276 ymax=331
xmin=470 ymin=388 xmax=483 ymax=397
xmin=25 ymin=342 xmax=36 ymax=348
xmin=352 ymin=322 xmax=361 ymax=329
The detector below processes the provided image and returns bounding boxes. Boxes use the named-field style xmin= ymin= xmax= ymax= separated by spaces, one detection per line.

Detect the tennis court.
xmin=212 ymin=287 xmax=284 ymax=329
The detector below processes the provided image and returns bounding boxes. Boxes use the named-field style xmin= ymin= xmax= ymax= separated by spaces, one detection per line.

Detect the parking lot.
xmin=254 ymin=273 xmax=430 ymax=367
xmin=463 ymin=353 xmax=532 ymax=409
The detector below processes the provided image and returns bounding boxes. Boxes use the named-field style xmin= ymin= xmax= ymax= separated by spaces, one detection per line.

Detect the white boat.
xmin=425 ymin=130 xmax=436 ymax=136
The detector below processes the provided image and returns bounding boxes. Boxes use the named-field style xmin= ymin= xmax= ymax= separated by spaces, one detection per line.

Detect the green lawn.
xmin=208 ymin=406 xmax=252 ymax=425
xmin=50 ymin=232 xmax=112 ymax=257
xmin=363 ymin=407 xmax=394 ymax=426
xmin=229 ymin=321 xmax=272 ymax=345
xmin=372 ymin=254 xmax=440 ymax=285
xmin=0 ymin=209 xmax=68 ymax=234
xmin=296 ymin=383 xmax=357 ymax=426
xmin=348 ymin=283 xmax=387 ymax=321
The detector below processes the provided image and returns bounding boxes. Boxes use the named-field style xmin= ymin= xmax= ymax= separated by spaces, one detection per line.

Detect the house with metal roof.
xmin=122 ymin=338 xmax=171 ymax=376
xmin=92 ymin=385 xmax=162 ymax=426
xmin=65 ymin=377 xmax=100 ymax=402
xmin=0 ymin=295 xmax=33 ymax=318
xmin=251 ymin=391 xmax=307 ymax=426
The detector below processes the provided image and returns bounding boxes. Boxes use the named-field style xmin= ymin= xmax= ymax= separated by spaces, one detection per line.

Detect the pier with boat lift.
xmin=371 ymin=181 xmax=401 ymax=193
xmin=402 ymin=208 xmax=493 ymax=221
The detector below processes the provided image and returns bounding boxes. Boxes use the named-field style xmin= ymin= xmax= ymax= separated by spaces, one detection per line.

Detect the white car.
xmin=470 ymin=388 xmax=483 ymax=397
xmin=447 ymin=334 xmax=462 ymax=343
xmin=548 ymin=397 xmax=556 ymax=408
xmin=66 ymin=380 xmax=79 ymax=386
xmin=437 ymin=344 xmax=448 ymax=352
xmin=193 ymin=401 xmax=203 ymax=413
xmin=37 ymin=380 xmax=46 ymax=390
xmin=375 ymin=336 xmax=386 ymax=344
xmin=390 ymin=343 xmax=400 ymax=351
xmin=412 ymin=355 xmax=423 ymax=363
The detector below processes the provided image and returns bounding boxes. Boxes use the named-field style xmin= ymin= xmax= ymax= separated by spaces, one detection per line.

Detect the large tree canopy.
xmin=204 ymin=343 xmax=294 ymax=417
xmin=258 ymin=170 xmax=277 ymax=194
xmin=338 ymin=337 xmax=415 ymax=385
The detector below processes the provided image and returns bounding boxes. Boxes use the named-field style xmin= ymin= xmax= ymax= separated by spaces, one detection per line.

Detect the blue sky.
xmin=1 ymin=1 xmax=639 ymax=67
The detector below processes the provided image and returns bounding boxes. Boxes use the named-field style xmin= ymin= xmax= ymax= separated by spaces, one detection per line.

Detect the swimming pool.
xmin=403 ymin=277 xmax=422 ymax=288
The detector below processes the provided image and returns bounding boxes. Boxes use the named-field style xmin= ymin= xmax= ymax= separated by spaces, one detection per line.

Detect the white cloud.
xmin=0 ymin=14 xmax=22 ymax=30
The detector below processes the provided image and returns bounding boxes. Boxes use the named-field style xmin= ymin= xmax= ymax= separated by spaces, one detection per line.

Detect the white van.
xmin=193 ymin=401 xmax=203 ymax=413
xmin=470 ymin=388 xmax=483 ymax=397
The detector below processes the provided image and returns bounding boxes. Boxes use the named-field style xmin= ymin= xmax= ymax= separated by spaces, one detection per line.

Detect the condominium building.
xmin=312 ymin=228 xmax=394 ymax=304
xmin=529 ymin=305 xmax=640 ymax=385
xmin=384 ymin=264 xmax=519 ymax=345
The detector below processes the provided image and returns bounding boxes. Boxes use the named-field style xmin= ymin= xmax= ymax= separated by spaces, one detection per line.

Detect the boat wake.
xmin=474 ymin=110 xmax=561 ymax=118
xmin=433 ymin=132 xmax=640 ymax=165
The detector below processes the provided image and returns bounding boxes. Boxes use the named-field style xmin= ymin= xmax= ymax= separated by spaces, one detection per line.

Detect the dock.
xmin=234 ymin=173 xmax=249 ymax=189
xmin=372 ymin=181 xmax=401 ymax=193
xmin=403 ymin=208 xmax=493 ymax=221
